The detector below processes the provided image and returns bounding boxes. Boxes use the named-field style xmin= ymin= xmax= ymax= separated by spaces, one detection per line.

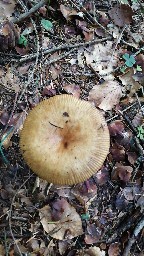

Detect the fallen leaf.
xmin=119 ymin=69 xmax=141 ymax=97
xmin=108 ymin=120 xmax=125 ymax=136
xmin=88 ymin=81 xmax=122 ymax=111
xmin=108 ymin=242 xmax=120 ymax=256
xmin=72 ymin=180 xmax=97 ymax=207
xmin=85 ymin=224 xmax=103 ymax=244
xmin=84 ymin=41 xmax=118 ymax=80
xmin=39 ymin=198 xmax=83 ymax=240
xmin=0 ymin=0 xmax=16 ymax=20
xmin=110 ymin=144 xmax=125 ymax=162
xmin=127 ymin=151 xmax=138 ymax=165
xmin=94 ymin=167 xmax=109 ymax=185
xmin=77 ymin=246 xmax=105 ymax=256
xmin=108 ymin=4 xmax=134 ymax=27
xmin=63 ymin=83 xmax=81 ymax=98
xmin=112 ymin=163 xmax=133 ymax=182
xmin=60 ymin=4 xmax=78 ymax=21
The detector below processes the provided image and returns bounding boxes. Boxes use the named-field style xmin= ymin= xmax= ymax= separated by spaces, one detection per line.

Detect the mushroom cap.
xmin=20 ymin=95 xmax=110 ymax=185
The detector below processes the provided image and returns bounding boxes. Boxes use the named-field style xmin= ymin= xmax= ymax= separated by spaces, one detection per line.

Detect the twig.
xmin=123 ymin=217 xmax=144 ymax=256
xmin=12 ymin=0 xmax=49 ymax=24
xmin=45 ymin=48 xmax=76 ymax=65
xmin=106 ymin=102 xmax=137 ymax=123
xmin=19 ymin=37 xmax=111 ymax=63
xmin=17 ymin=0 xmax=40 ymax=101
xmin=69 ymin=0 xmax=109 ymax=34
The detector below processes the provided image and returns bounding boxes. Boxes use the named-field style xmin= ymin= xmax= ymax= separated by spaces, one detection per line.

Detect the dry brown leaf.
xmin=84 ymin=41 xmax=118 ymax=80
xmin=108 ymin=242 xmax=120 ymax=256
xmin=39 ymin=199 xmax=83 ymax=240
xmin=0 ymin=0 xmax=16 ymax=20
xmin=60 ymin=4 xmax=77 ymax=20
xmin=119 ymin=69 xmax=141 ymax=97
xmin=1 ymin=112 xmax=26 ymax=149
xmin=108 ymin=4 xmax=134 ymax=27
xmin=88 ymin=81 xmax=122 ymax=111
xmin=63 ymin=83 xmax=81 ymax=98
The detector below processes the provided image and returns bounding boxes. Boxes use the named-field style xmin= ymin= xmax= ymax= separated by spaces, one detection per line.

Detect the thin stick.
xmin=12 ymin=0 xmax=49 ymax=24
xmin=19 ymin=37 xmax=111 ymax=63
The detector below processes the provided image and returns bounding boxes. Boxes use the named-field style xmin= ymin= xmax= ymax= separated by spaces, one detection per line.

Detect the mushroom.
xmin=20 ymin=95 xmax=110 ymax=185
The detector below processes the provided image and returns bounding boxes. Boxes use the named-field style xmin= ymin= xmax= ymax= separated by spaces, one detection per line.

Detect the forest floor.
xmin=0 ymin=0 xmax=144 ymax=255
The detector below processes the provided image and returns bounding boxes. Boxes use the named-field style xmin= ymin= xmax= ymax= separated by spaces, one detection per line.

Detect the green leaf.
xmin=41 ymin=19 xmax=53 ymax=31
xmin=136 ymin=65 xmax=142 ymax=72
xmin=120 ymin=65 xmax=127 ymax=73
xmin=81 ymin=213 xmax=90 ymax=220
xmin=123 ymin=53 xmax=136 ymax=67
xmin=18 ymin=35 xmax=28 ymax=47
xmin=137 ymin=125 xmax=144 ymax=140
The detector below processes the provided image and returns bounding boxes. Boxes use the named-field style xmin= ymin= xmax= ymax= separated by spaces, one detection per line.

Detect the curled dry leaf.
xmin=108 ymin=242 xmax=120 ymax=256
xmin=108 ymin=120 xmax=125 ymax=136
xmin=119 ymin=69 xmax=141 ymax=97
xmin=88 ymin=81 xmax=122 ymax=111
xmin=110 ymin=144 xmax=125 ymax=162
xmin=60 ymin=4 xmax=80 ymax=21
xmin=112 ymin=163 xmax=133 ymax=182
xmin=127 ymin=151 xmax=138 ymax=165
xmin=77 ymin=246 xmax=105 ymax=256
xmin=84 ymin=41 xmax=118 ymax=80
xmin=108 ymin=4 xmax=134 ymax=27
xmin=39 ymin=198 xmax=83 ymax=240
xmin=94 ymin=167 xmax=109 ymax=185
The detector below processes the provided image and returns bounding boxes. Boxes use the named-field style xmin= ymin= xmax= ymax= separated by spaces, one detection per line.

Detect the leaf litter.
xmin=0 ymin=0 xmax=144 ymax=255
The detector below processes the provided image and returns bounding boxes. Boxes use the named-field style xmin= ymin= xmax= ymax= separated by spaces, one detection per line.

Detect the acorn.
xmin=20 ymin=95 xmax=110 ymax=185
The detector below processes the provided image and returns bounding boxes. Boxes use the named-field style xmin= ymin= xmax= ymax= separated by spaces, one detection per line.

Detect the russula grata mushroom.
xmin=20 ymin=95 xmax=110 ymax=185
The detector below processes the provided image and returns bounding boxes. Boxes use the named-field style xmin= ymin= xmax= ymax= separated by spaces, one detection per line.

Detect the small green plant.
xmin=81 ymin=213 xmax=90 ymax=220
xmin=18 ymin=35 xmax=28 ymax=47
xmin=122 ymin=53 xmax=136 ymax=67
xmin=137 ymin=125 xmax=144 ymax=140
xmin=41 ymin=19 xmax=53 ymax=31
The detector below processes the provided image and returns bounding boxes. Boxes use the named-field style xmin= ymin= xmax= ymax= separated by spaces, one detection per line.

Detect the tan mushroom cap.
xmin=20 ymin=95 xmax=110 ymax=185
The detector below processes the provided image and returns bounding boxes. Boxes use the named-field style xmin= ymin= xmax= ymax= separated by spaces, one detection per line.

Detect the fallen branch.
xmin=19 ymin=36 xmax=111 ymax=63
